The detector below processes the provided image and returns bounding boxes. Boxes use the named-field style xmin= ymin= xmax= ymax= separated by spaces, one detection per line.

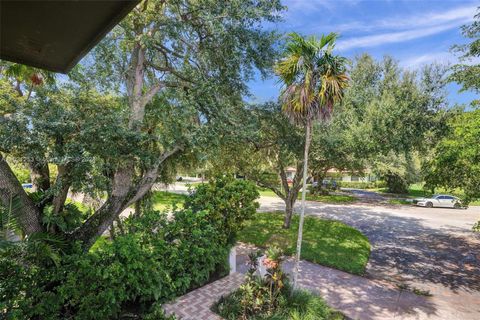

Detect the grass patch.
xmin=306 ymin=194 xmax=356 ymax=204
xmin=238 ymin=212 xmax=370 ymax=275
xmin=151 ymin=191 xmax=187 ymax=210
xmin=213 ymin=287 xmax=345 ymax=320
xmin=257 ymin=186 xmax=279 ymax=197
xmin=388 ymin=199 xmax=412 ymax=205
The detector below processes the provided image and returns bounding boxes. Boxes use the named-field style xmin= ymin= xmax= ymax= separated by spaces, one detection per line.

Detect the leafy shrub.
xmin=473 ymin=221 xmax=480 ymax=233
xmin=1 ymin=209 xmax=229 ymax=319
xmin=1 ymin=175 xmax=258 ymax=319
xmin=9 ymin=161 xmax=31 ymax=184
xmin=185 ymin=175 xmax=259 ymax=244
xmin=337 ymin=180 xmax=386 ymax=189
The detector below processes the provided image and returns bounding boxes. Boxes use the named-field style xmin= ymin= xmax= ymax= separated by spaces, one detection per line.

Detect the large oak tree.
xmin=0 ymin=0 xmax=284 ymax=249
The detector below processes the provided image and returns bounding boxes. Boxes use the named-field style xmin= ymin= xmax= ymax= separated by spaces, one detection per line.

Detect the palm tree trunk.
xmin=292 ymin=120 xmax=312 ymax=289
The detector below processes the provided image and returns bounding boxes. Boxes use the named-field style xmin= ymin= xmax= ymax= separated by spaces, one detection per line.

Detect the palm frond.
xmin=275 ymin=33 xmax=348 ymax=124
xmin=0 ymin=195 xmax=23 ymax=239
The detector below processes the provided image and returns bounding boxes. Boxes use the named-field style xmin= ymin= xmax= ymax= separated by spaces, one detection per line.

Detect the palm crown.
xmin=275 ymin=32 xmax=349 ymax=124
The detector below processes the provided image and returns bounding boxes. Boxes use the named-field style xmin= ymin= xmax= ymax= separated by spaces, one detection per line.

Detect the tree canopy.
xmin=0 ymin=0 xmax=285 ymax=249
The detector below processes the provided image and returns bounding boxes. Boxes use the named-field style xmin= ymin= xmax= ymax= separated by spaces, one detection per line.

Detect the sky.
xmin=248 ymin=0 xmax=479 ymax=106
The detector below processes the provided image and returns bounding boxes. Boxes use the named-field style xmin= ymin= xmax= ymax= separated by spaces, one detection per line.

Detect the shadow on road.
xmin=260 ymin=201 xmax=480 ymax=292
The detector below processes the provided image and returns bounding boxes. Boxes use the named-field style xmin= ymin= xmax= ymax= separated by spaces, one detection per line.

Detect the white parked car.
xmin=414 ymin=195 xmax=465 ymax=209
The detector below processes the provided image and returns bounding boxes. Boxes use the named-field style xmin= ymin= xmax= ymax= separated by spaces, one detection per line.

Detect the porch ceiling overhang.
xmin=0 ymin=0 xmax=140 ymax=73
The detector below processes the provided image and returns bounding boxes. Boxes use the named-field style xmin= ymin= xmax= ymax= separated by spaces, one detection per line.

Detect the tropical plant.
xmin=274 ymin=32 xmax=348 ymax=287
xmin=0 ymin=195 xmax=23 ymax=247
xmin=213 ymin=245 xmax=343 ymax=320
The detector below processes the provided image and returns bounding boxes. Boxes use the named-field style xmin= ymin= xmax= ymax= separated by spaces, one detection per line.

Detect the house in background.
xmin=325 ymin=168 xmax=378 ymax=183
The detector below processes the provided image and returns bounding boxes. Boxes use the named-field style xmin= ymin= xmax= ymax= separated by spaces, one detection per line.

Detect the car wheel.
xmin=426 ymin=202 xmax=433 ymax=208
xmin=454 ymin=202 xmax=462 ymax=209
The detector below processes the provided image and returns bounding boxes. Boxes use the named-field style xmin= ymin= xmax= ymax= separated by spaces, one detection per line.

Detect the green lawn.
xmin=306 ymin=194 xmax=357 ymax=204
xmin=238 ymin=212 xmax=370 ymax=275
xmin=257 ymin=187 xmax=279 ymax=197
xmin=151 ymin=191 xmax=187 ymax=210
xmin=388 ymin=199 xmax=411 ymax=205
xmin=257 ymin=186 xmax=357 ymax=204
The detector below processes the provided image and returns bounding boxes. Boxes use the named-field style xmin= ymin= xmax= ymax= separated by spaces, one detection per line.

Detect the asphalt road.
xmin=258 ymin=196 xmax=480 ymax=319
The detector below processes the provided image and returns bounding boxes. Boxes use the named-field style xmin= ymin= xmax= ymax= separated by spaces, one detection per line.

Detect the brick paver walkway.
xmin=163 ymin=272 xmax=245 ymax=320
xmin=236 ymin=243 xmax=435 ymax=320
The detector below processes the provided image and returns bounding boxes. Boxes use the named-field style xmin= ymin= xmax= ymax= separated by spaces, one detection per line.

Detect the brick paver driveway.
xmin=259 ymin=196 xmax=480 ymax=319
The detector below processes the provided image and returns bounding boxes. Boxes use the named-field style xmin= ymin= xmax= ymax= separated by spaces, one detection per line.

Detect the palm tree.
xmin=275 ymin=32 xmax=348 ymax=288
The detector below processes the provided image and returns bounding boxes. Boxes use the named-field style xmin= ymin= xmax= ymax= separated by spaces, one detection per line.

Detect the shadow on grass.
xmin=238 ymin=212 xmax=370 ymax=275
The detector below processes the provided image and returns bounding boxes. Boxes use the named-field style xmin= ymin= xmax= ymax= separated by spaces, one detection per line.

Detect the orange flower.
xmin=263 ymin=258 xmax=278 ymax=269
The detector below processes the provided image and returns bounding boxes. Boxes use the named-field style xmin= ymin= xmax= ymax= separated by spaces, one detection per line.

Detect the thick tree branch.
xmin=141 ymin=82 xmax=164 ymax=109
xmin=72 ymin=144 xmax=183 ymax=249
xmin=128 ymin=44 xmax=147 ymax=129
xmin=71 ymin=162 xmax=134 ymax=248
xmin=0 ymin=154 xmax=43 ymax=234
xmin=126 ymin=144 xmax=183 ymax=207
xmin=277 ymin=159 xmax=290 ymax=194
xmin=28 ymin=160 xmax=50 ymax=193
xmin=51 ymin=164 xmax=73 ymax=215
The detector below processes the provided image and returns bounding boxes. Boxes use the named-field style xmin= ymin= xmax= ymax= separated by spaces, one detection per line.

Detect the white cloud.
xmin=337 ymin=22 xmax=461 ymax=50
xmin=376 ymin=5 xmax=476 ymax=30
xmin=285 ymin=0 xmax=359 ymax=15
xmin=401 ymin=52 xmax=454 ymax=69
xmin=301 ymin=3 xmax=478 ymax=50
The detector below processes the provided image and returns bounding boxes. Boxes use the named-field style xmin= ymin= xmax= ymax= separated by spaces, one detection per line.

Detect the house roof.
xmin=0 ymin=0 xmax=140 ymax=73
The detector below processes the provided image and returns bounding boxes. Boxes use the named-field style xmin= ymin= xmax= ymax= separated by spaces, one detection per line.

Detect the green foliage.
xmin=215 ymin=288 xmax=344 ymax=320
xmin=1 ymin=176 xmax=257 ymax=319
xmin=473 ymin=221 xmax=480 ymax=233
xmin=8 ymin=160 xmax=30 ymax=184
xmin=341 ymin=55 xmax=448 ymax=192
xmin=0 ymin=195 xmax=23 ymax=243
xmin=449 ymin=8 xmax=480 ymax=104
xmin=185 ymin=175 xmax=259 ymax=244
xmin=309 ymin=118 xmax=367 ymax=182
xmin=424 ymin=109 xmax=480 ymax=205
xmin=213 ymin=247 xmax=343 ymax=319
xmin=41 ymin=202 xmax=88 ymax=233
xmin=238 ymin=212 xmax=370 ymax=275
xmin=275 ymin=32 xmax=349 ymax=124
xmin=0 ymin=209 xmax=229 ymax=319
xmin=236 ymin=246 xmax=287 ymax=318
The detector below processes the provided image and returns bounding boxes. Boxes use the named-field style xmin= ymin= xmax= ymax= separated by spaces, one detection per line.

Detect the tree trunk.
xmin=0 ymin=155 xmax=43 ymax=234
xmin=283 ymin=196 xmax=295 ymax=228
xmin=52 ymin=165 xmax=71 ymax=214
xmin=29 ymin=161 xmax=50 ymax=192
xmin=134 ymin=200 xmax=141 ymax=217
xmin=72 ymin=163 xmax=133 ymax=248
xmin=293 ymin=120 xmax=312 ymax=289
